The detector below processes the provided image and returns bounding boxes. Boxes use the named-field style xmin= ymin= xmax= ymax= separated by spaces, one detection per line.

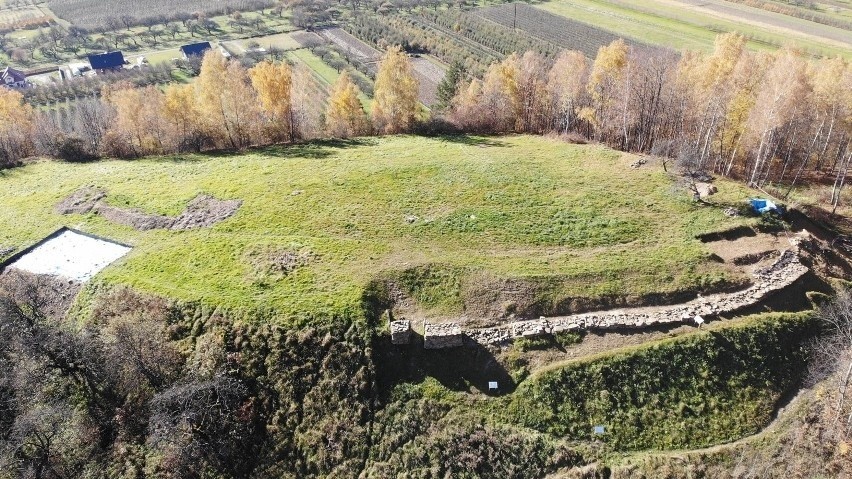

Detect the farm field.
xmin=319 ymin=26 xmax=382 ymax=65
xmin=0 ymin=135 xmax=757 ymax=324
xmin=820 ymin=0 xmax=852 ymax=19
xmin=0 ymin=3 xmax=48 ymax=27
xmin=0 ymin=7 xmax=293 ymax=72
xmin=731 ymin=0 xmax=852 ymax=25
xmin=318 ymin=27 xmax=444 ymax=106
xmin=411 ymin=55 xmax=446 ymax=107
xmin=229 ymin=32 xmax=301 ymax=51
xmin=45 ymin=0 xmax=274 ymax=29
xmin=671 ymin=0 xmax=852 ymax=47
xmin=475 ymin=3 xmax=645 ymax=57
xmin=285 ymin=45 xmax=375 ymax=109
xmin=539 ymin=0 xmax=852 ymax=57
xmin=288 ymin=47 xmax=339 ymax=85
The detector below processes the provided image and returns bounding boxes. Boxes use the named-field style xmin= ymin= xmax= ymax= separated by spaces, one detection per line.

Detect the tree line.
xmin=1 ymin=33 xmax=851 ymax=208
xmin=0 ymin=45 xmax=418 ymax=164
xmin=447 ymin=33 xmax=852 ymax=210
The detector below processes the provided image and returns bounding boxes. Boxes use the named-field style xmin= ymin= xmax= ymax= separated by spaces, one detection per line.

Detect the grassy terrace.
xmin=0 ymin=135 xmax=757 ymax=324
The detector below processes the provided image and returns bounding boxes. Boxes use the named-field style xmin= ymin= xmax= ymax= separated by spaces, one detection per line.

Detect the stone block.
xmin=424 ymin=322 xmax=463 ymax=349
xmin=390 ymin=320 xmax=411 ymax=345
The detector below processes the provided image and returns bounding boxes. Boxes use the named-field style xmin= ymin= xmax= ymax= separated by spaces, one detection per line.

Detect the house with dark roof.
xmin=87 ymin=51 xmax=125 ymax=73
xmin=1 ymin=67 xmax=27 ymax=88
xmin=180 ymin=41 xmax=212 ymax=59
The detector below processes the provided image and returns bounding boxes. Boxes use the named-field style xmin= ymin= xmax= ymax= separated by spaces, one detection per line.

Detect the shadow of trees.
xmin=437 ymin=135 xmax=512 ymax=148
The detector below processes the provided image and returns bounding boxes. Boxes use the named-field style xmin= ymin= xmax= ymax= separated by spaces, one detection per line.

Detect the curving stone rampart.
xmin=416 ymin=235 xmax=810 ymax=348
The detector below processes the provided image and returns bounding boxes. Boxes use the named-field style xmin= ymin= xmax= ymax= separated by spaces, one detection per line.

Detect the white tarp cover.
xmin=9 ymin=230 xmax=131 ymax=281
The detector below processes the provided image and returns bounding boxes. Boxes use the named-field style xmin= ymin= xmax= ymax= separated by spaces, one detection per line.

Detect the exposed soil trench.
xmin=56 ymin=187 xmax=242 ymax=231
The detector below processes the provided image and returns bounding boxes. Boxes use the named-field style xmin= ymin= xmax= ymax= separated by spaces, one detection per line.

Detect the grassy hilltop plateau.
xmin=0 ymin=0 xmax=851 ymax=477
xmin=0 ymin=134 xmax=849 ymax=477
xmin=1 ymin=135 xmax=758 ymax=322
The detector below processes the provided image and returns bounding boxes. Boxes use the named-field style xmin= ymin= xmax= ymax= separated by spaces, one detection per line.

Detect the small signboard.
xmin=593 ymin=425 xmax=605 ymax=435
xmin=488 ymin=381 xmax=499 ymax=391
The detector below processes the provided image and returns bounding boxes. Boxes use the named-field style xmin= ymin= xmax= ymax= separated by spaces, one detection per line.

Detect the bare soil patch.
xmin=170 ymin=195 xmax=243 ymax=230
xmin=95 ymin=204 xmax=173 ymax=230
xmin=704 ymin=231 xmax=783 ymax=264
xmin=386 ymin=281 xmax=427 ymax=326
xmin=291 ymin=30 xmax=324 ymax=48
xmin=57 ymin=188 xmax=242 ymax=231
xmin=55 ymin=186 xmax=105 ymax=215
xmin=411 ymin=57 xmax=446 ymax=107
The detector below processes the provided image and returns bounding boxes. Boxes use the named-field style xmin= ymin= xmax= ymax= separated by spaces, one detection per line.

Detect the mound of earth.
xmin=55 ymin=186 xmax=106 ymax=215
xmin=247 ymin=249 xmax=315 ymax=277
xmin=95 ymin=204 xmax=173 ymax=230
xmin=57 ymin=189 xmax=242 ymax=231
xmin=171 ymin=195 xmax=243 ymax=230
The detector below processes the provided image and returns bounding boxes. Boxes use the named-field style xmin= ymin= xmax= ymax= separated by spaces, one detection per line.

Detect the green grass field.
xmin=287 ymin=48 xmax=373 ymax=109
xmin=539 ymin=0 xmax=852 ymax=58
xmin=232 ymin=32 xmax=302 ymax=51
xmin=0 ymin=135 xmax=757 ymax=324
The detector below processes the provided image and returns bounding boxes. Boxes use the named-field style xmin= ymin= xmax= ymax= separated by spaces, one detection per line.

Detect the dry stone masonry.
xmin=402 ymin=234 xmax=811 ymax=349
xmin=389 ymin=320 xmax=412 ymax=345
xmin=466 ymin=240 xmax=809 ymax=345
xmin=424 ymin=322 xmax=463 ymax=349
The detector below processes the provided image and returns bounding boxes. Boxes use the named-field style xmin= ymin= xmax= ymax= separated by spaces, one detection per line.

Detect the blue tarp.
xmin=750 ymin=198 xmax=779 ymax=214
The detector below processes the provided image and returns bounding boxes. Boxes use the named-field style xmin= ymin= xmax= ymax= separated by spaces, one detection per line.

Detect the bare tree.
xmin=148 ymin=372 xmax=253 ymax=477
xmin=677 ymin=144 xmax=708 ymax=202
xmin=809 ymin=289 xmax=852 ymax=440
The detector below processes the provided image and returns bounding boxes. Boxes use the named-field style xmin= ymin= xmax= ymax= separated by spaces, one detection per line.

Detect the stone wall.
xmin=424 ymin=322 xmax=463 ymax=349
xmin=466 ymin=241 xmax=809 ymax=345
xmin=390 ymin=320 xmax=411 ymax=345
xmin=407 ymin=236 xmax=811 ymax=348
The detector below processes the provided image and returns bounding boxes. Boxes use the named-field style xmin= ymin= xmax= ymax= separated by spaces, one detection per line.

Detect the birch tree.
xmin=249 ymin=60 xmax=294 ymax=143
xmin=547 ymin=50 xmax=588 ymax=134
xmin=372 ymin=45 xmax=419 ymax=134
xmin=326 ymin=72 xmax=369 ymax=138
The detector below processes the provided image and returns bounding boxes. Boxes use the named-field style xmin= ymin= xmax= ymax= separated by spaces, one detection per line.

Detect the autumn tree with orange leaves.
xmin=326 ymin=72 xmax=369 ymax=138
xmin=372 ymin=45 xmax=419 ymax=134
